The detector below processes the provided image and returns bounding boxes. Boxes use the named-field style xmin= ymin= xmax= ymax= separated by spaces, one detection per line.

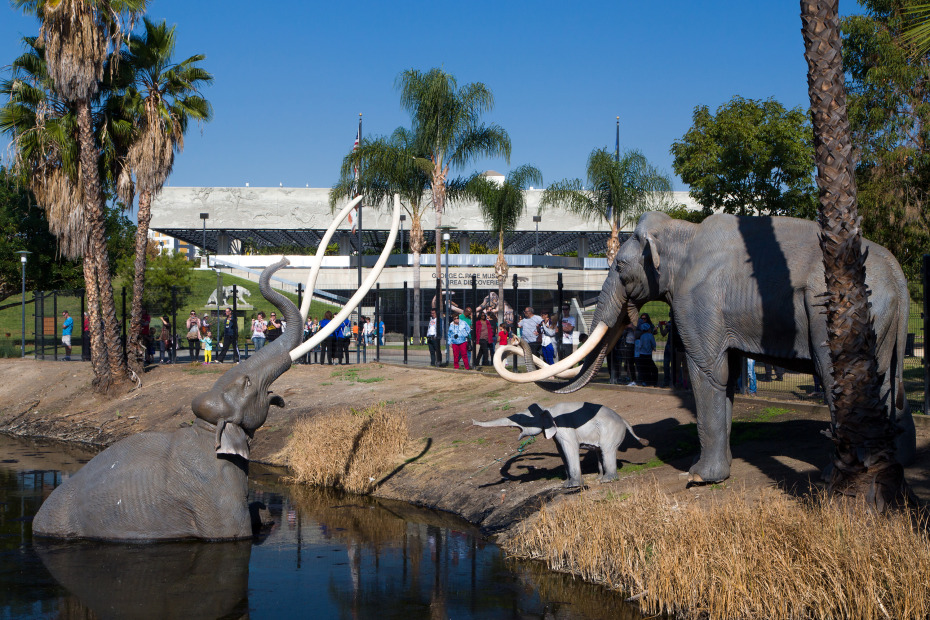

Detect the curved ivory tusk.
xmin=493 ymin=323 xmax=609 ymax=383
xmin=495 ymin=343 xmax=581 ymax=379
xmin=299 ymin=194 xmax=364 ymax=322
xmin=290 ymin=194 xmax=400 ymax=361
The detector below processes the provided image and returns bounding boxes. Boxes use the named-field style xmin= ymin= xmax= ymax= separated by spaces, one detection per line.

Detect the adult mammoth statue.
xmin=494 ymin=212 xmax=916 ymax=483
xmin=33 ymin=195 xmax=401 ymax=540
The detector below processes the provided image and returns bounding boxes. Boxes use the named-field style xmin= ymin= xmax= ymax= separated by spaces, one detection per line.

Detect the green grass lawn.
xmin=0 ymin=269 xmax=341 ymax=353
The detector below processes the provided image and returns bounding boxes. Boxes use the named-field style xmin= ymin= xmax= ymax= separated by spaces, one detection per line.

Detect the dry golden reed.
xmin=282 ymin=403 xmax=408 ymax=495
xmin=503 ymin=484 xmax=930 ymax=620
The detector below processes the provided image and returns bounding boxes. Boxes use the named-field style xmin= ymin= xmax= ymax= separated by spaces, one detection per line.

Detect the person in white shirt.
xmin=426 ymin=309 xmax=442 ymax=366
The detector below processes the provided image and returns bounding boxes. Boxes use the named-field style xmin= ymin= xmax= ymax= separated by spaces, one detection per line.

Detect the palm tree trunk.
xmin=410 ymin=213 xmax=425 ymax=345
xmin=495 ymin=231 xmax=508 ymax=327
xmin=128 ymin=189 xmax=153 ymax=374
xmin=801 ymin=0 xmax=908 ymax=508
xmin=76 ymin=101 xmax=129 ymax=389
xmin=82 ymin=249 xmax=108 ymax=382
xmin=606 ymin=220 xmax=621 ymax=264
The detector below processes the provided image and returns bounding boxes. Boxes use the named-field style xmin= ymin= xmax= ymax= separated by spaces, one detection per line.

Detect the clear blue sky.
xmin=1 ymin=1 xmax=864 ymax=193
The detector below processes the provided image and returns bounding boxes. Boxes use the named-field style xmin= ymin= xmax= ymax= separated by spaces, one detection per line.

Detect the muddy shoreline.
xmin=3 ymin=359 xmax=930 ymax=539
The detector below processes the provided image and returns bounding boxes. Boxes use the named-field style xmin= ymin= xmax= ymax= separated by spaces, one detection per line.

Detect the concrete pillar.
xmin=217 ymin=231 xmax=231 ymax=255
xmin=577 ymin=232 xmax=588 ymax=259
xmin=338 ymin=232 xmax=352 ymax=256
xmin=459 ymin=232 xmax=470 ymax=255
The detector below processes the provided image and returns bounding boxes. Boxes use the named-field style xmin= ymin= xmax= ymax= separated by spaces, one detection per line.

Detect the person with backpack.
xmin=338 ymin=316 xmax=352 ymax=364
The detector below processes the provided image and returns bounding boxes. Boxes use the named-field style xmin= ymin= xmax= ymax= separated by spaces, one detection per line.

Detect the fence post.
xmin=297 ymin=283 xmax=303 ymax=315
xmin=53 ymin=291 xmax=58 ymax=361
xmin=923 ymin=254 xmax=929 ymax=416
xmin=171 ymin=286 xmax=178 ymax=363
xmin=512 ymin=274 xmax=519 ymax=373
xmin=375 ymin=283 xmax=381 ymax=362
xmin=232 ymin=284 xmax=238 ymax=362
xmin=557 ymin=272 xmax=564 ymax=355
xmin=403 ymin=280 xmax=408 ymax=365
xmin=37 ymin=290 xmax=43 ymax=360
xmin=436 ymin=276 xmax=442 ymax=366
xmin=471 ymin=275 xmax=477 ymax=364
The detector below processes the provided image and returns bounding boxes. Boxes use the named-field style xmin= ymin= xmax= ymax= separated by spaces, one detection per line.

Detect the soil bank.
xmin=3 ymin=358 xmax=930 ymax=536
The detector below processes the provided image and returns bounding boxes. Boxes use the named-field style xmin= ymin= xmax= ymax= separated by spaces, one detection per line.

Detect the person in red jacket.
xmin=473 ymin=312 xmax=493 ymax=367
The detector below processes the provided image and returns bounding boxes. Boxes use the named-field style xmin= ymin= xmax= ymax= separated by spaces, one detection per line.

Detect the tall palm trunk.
xmin=606 ymin=220 xmax=620 ymax=264
xmin=76 ymin=101 xmax=128 ymax=388
xmin=801 ymin=0 xmax=908 ymax=508
xmin=128 ymin=189 xmax=153 ymax=372
xmin=495 ymin=231 xmax=507 ymax=327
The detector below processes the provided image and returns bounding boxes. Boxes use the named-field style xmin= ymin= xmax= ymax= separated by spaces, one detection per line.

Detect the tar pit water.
xmin=0 ymin=435 xmax=641 ymax=619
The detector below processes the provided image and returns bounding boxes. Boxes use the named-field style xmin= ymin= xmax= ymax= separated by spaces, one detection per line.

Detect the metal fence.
xmin=1 ymin=260 xmax=927 ymax=414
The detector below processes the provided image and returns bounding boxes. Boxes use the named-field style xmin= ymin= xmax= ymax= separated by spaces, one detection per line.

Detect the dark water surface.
xmin=0 ymin=435 xmax=640 ymax=619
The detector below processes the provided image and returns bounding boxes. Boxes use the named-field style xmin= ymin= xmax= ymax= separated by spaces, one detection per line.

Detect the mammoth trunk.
xmin=538 ymin=271 xmax=633 ymax=394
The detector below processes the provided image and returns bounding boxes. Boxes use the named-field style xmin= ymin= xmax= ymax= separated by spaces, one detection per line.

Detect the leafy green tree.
xmin=117 ymin=17 xmax=212 ymax=369
xmin=802 ymin=0 xmax=910 ymax=507
xmin=541 ymin=148 xmax=672 ymax=263
xmin=331 ymin=127 xmax=432 ymax=338
xmin=14 ymin=0 xmax=149 ymax=390
xmin=396 ymin=68 xmax=511 ymax=282
xmin=0 ymin=166 xmax=83 ymax=300
xmin=844 ymin=0 xmax=930 ymax=280
xmin=671 ymin=96 xmax=817 ymax=219
xmin=141 ymin=250 xmax=194 ymax=315
xmin=467 ymin=165 xmax=542 ymax=325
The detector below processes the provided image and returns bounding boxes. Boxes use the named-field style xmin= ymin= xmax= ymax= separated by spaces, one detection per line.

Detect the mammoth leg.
xmin=558 ymin=439 xmax=583 ymax=488
xmin=687 ymin=354 xmax=733 ymax=483
xmin=598 ymin=443 xmax=619 ymax=482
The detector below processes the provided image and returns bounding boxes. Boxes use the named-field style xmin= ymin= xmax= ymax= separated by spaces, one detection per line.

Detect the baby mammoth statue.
xmin=473 ymin=402 xmax=648 ymax=488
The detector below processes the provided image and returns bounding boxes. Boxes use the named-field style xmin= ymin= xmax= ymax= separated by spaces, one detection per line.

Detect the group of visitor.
xmin=428 ymin=303 xmax=577 ymax=371
xmin=611 ymin=313 xmax=662 ymax=387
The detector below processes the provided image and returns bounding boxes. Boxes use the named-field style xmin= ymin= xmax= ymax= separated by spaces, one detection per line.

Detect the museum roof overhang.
xmin=149 ymin=186 xmax=658 ymax=257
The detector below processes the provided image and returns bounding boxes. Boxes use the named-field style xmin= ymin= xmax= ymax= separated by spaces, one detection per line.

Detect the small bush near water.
xmin=281 ymin=403 xmax=408 ymax=495
xmin=503 ymin=484 xmax=930 ymax=619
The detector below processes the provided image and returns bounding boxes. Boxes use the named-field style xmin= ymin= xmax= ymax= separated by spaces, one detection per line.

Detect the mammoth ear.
xmin=534 ymin=405 xmax=559 ymax=441
xmin=644 ymin=233 xmax=660 ymax=271
xmin=217 ymin=423 xmax=250 ymax=460
xmin=269 ymin=394 xmax=285 ymax=408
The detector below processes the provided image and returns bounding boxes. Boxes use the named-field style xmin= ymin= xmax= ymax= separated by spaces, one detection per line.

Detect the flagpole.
xmin=356 ymin=113 xmax=363 ymax=364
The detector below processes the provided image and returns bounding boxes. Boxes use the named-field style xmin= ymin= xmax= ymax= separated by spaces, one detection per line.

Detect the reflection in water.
xmin=35 ymin=541 xmax=251 ymax=619
xmin=1 ymin=436 xmax=639 ymax=619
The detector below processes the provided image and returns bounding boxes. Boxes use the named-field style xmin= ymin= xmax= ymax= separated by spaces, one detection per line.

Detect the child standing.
xmin=202 ymin=331 xmax=214 ymax=365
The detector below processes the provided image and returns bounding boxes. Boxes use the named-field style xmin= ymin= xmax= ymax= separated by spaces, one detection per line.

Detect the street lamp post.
xmin=442 ymin=232 xmax=451 ymax=363
xmin=15 ymin=251 xmax=30 ymax=357
xmin=199 ymin=213 xmax=209 ymax=266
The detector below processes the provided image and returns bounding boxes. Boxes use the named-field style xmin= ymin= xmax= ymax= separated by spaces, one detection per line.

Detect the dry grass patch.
xmin=281 ymin=403 xmax=408 ymax=494
xmin=503 ymin=484 xmax=930 ymax=619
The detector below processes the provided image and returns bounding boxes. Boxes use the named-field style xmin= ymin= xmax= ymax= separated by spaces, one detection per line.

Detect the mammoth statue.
xmin=474 ymin=402 xmax=648 ymax=488
xmin=494 ymin=212 xmax=916 ymax=484
xmin=33 ymin=195 xmax=401 ymax=540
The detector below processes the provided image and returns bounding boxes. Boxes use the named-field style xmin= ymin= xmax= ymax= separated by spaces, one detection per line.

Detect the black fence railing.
xmin=2 ymin=261 xmax=927 ymax=414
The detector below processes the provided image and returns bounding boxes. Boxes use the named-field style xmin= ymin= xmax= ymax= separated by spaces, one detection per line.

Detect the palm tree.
xmin=541 ymin=148 xmax=672 ymax=264
xmin=119 ymin=18 xmax=213 ymax=369
xmin=396 ymin=68 xmax=511 ymax=283
xmin=15 ymin=0 xmax=148 ymax=390
xmin=467 ymin=165 xmax=542 ymax=326
xmin=801 ymin=0 xmax=909 ymax=507
xmin=331 ymin=127 xmax=431 ymax=338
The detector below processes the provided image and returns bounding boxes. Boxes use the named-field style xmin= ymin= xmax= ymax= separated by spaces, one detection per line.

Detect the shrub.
xmin=281 ymin=403 xmax=408 ymax=495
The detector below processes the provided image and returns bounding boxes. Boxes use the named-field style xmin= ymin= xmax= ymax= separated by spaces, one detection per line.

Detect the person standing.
xmin=558 ymin=305 xmax=575 ymax=361
xmin=426 ymin=309 xmax=442 ymax=366
xmin=539 ymin=311 xmax=556 ymax=365
xmin=473 ymin=312 xmax=493 ymax=368
xmin=378 ymin=319 xmax=385 ymax=346
xmin=186 ymin=310 xmax=202 ymax=363
xmin=251 ymin=311 xmax=267 ymax=353
xmin=518 ymin=307 xmax=543 ymax=358
xmin=216 ymin=307 xmax=240 ymax=363
xmin=338 ymin=316 xmax=352 ymax=364
xmin=265 ymin=312 xmax=282 ymax=342
xmin=61 ymin=311 xmax=73 ymax=361
xmin=158 ymin=316 xmax=172 ymax=364
xmin=447 ymin=314 xmax=471 ymax=370
xmin=202 ymin=330 xmax=214 ymax=364
xmin=319 ymin=311 xmax=334 ymax=365
xmin=634 ymin=318 xmax=658 ymax=386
